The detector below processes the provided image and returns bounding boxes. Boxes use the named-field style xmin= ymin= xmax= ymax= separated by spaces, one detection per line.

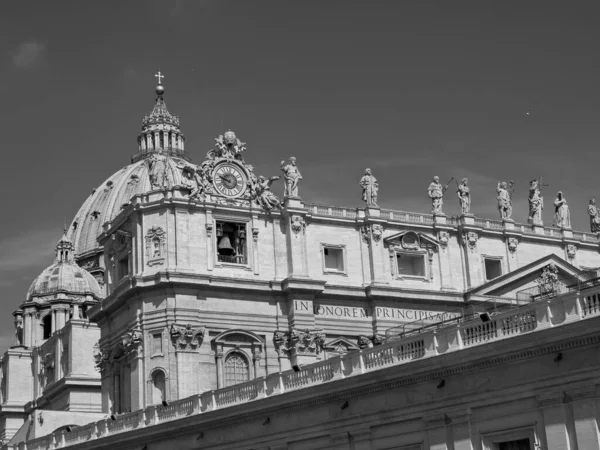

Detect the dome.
xmin=26 ymin=234 xmax=103 ymax=302
xmin=68 ymin=78 xmax=190 ymax=259
xmin=68 ymin=155 xmax=189 ymax=259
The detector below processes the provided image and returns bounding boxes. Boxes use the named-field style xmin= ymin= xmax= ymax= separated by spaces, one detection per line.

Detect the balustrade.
xmin=20 ymin=288 xmax=600 ymax=449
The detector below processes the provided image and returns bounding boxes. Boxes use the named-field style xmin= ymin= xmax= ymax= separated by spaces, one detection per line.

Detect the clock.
xmin=213 ymin=162 xmax=247 ymax=198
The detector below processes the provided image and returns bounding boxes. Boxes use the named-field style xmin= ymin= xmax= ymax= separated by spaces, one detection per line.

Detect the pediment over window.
xmin=212 ymin=329 xmax=265 ymax=345
xmin=465 ymin=253 xmax=586 ymax=301
xmin=383 ymin=231 xmax=439 ymax=250
xmin=324 ymin=337 xmax=359 ymax=354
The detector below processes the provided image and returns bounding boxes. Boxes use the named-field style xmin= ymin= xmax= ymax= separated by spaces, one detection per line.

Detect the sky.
xmin=1 ymin=0 xmax=600 ymax=352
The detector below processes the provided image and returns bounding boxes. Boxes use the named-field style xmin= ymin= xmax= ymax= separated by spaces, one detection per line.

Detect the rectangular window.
xmin=118 ymin=257 xmax=129 ymax=279
xmin=152 ymin=333 xmax=162 ymax=356
xmin=216 ymin=221 xmax=247 ymax=265
xmin=397 ymin=253 xmax=426 ymax=277
xmin=498 ymin=438 xmax=531 ymax=450
xmin=323 ymin=246 xmax=345 ymax=272
xmin=484 ymin=258 xmax=502 ymax=280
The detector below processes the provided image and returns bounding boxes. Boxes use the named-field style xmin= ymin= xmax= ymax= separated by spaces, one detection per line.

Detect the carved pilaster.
xmin=169 ymin=324 xmax=205 ymax=351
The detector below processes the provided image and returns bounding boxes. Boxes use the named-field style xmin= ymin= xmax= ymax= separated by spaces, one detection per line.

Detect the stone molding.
xmin=170 ymin=324 xmax=205 ymax=351
xmin=145 ymin=225 xmax=167 ymax=266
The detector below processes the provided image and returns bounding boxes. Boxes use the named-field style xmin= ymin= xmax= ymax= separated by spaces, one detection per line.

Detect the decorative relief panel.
xmin=273 ymin=328 xmax=326 ymax=357
xmin=438 ymin=231 xmax=449 ymax=250
xmin=566 ymin=244 xmax=577 ymax=260
xmin=145 ymin=226 xmax=166 ymax=266
xmin=290 ymin=215 xmax=306 ymax=236
xmin=507 ymin=237 xmax=519 ymax=254
xmin=122 ymin=329 xmax=143 ymax=360
xmin=361 ymin=224 xmax=384 ymax=244
xmin=462 ymin=231 xmax=478 ymax=253
xmin=357 ymin=334 xmax=386 ymax=349
xmin=170 ymin=324 xmax=205 ymax=350
xmin=93 ymin=342 xmax=109 ymax=372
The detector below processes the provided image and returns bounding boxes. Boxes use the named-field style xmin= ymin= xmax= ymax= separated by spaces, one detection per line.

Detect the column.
xmin=128 ymin=346 xmax=145 ymax=411
xmin=215 ymin=348 xmax=224 ymax=389
xmin=425 ymin=413 xmax=449 ymax=450
xmin=24 ymin=312 xmax=33 ymax=347
xmin=205 ymin=209 xmax=214 ymax=271
xmin=51 ymin=310 xmax=57 ymax=333
xmin=282 ymin=199 xmax=309 ymax=277
xmin=568 ymin=386 xmax=600 ymax=450
xmin=351 ymin=429 xmax=372 ymax=450
xmin=447 ymin=409 xmax=472 ymax=450
xmin=330 ymin=432 xmax=350 ymax=450
xmin=154 ymin=132 xmax=160 ymax=150
xmin=538 ymin=391 xmax=570 ymax=450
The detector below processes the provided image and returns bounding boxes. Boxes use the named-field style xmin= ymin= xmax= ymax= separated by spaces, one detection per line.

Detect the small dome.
xmin=26 ymin=235 xmax=102 ymax=302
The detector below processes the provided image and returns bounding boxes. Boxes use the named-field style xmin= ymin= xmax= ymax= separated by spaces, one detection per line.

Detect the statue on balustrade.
xmin=280 ymin=157 xmax=303 ymax=199
xmin=457 ymin=177 xmax=471 ymax=215
xmin=588 ymin=198 xmax=600 ymax=233
xmin=552 ymin=191 xmax=571 ymax=229
xmin=528 ymin=179 xmax=544 ymax=226
xmin=428 ymin=176 xmax=448 ymax=215
xmin=497 ymin=181 xmax=514 ymax=221
xmin=359 ymin=168 xmax=378 ymax=207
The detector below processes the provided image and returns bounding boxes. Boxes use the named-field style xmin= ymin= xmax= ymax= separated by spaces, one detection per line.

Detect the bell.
xmin=217 ymin=235 xmax=235 ymax=256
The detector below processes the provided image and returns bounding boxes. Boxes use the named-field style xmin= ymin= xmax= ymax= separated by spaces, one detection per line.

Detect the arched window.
xmin=224 ymin=352 xmax=249 ymax=387
xmin=151 ymin=370 xmax=166 ymax=405
xmin=42 ymin=314 xmax=52 ymax=340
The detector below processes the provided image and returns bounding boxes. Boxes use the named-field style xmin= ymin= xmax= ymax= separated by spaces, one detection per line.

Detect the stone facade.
xmin=2 ymin=81 xmax=600 ymax=449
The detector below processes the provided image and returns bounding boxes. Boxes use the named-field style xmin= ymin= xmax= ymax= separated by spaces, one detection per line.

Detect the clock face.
xmin=213 ymin=163 xmax=247 ymax=198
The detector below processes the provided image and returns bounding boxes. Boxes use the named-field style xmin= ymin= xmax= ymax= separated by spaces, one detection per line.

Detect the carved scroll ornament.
xmin=170 ymin=324 xmax=206 ymax=350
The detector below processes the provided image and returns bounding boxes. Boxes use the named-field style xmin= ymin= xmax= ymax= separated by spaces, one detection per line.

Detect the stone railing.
xmin=14 ymin=287 xmax=600 ymax=450
xmin=304 ymin=203 xmax=599 ymax=245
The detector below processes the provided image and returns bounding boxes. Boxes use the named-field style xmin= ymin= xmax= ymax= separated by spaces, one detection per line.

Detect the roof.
xmin=67 ymin=156 xmax=189 ymax=258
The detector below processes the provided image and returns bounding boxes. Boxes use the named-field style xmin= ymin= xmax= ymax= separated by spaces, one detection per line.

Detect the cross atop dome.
xmin=154 ymin=71 xmax=165 ymax=96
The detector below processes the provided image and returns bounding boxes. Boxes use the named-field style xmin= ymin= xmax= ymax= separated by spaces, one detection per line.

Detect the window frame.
xmin=481 ymin=425 xmax=537 ymax=450
xmin=394 ymin=250 xmax=428 ymax=281
xmin=150 ymin=331 xmax=163 ymax=358
xmin=223 ymin=350 xmax=250 ymax=387
xmin=482 ymin=255 xmax=504 ymax=281
xmin=321 ymin=243 xmax=347 ymax=275
xmin=213 ymin=217 xmax=252 ymax=270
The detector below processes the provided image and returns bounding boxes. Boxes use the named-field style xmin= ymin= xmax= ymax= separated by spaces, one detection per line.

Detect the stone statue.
xmin=359 ymin=168 xmax=378 ymax=207
xmin=552 ymin=191 xmax=571 ymax=229
xmin=148 ymin=151 xmax=168 ymax=189
xmin=254 ymin=176 xmax=282 ymax=212
xmin=457 ymin=178 xmax=471 ymax=215
xmin=588 ymin=198 xmax=600 ymax=233
xmin=14 ymin=316 xmax=23 ymax=346
xmin=427 ymin=176 xmax=448 ymax=215
xmin=497 ymin=181 xmax=513 ymax=221
xmin=528 ymin=179 xmax=544 ymax=226
xmin=280 ymin=157 xmax=303 ymax=198
xmin=208 ymin=130 xmax=246 ymax=161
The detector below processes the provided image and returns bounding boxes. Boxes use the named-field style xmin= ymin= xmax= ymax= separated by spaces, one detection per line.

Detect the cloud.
xmin=11 ymin=39 xmax=46 ymax=69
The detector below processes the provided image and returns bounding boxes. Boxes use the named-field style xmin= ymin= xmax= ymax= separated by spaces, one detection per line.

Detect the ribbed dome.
xmin=68 ymin=155 xmax=190 ymax=258
xmin=26 ymin=234 xmax=103 ymax=302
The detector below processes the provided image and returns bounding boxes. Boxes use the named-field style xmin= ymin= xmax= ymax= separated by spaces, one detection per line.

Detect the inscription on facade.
xmin=294 ymin=301 xmax=460 ymax=323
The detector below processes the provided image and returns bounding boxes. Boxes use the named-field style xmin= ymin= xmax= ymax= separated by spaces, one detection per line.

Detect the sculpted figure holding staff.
xmin=456 ymin=178 xmax=471 ymax=215
xmin=497 ymin=181 xmax=514 ymax=221
xmin=428 ymin=176 xmax=451 ymax=214
xmin=280 ymin=157 xmax=302 ymax=198
xmin=360 ymin=168 xmax=379 ymax=207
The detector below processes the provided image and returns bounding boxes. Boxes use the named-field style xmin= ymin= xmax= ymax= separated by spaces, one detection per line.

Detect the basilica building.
xmin=1 ymin=78 xmax=599 ymax=450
